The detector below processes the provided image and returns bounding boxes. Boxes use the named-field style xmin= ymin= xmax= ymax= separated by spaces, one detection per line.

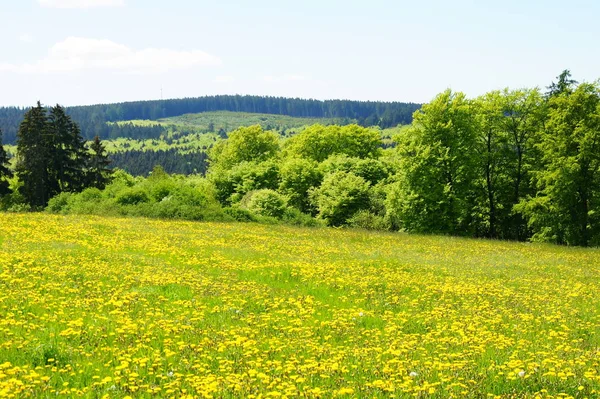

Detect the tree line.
xmin=2 ymin=71 xmax=599 ymax=246
xmin=0 ymin=95 xmax=421 ymax=144
xmin=0 ymin=102 xmax=112 ymax=208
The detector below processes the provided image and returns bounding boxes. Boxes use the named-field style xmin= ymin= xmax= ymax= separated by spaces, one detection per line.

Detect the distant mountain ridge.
xmin=0 ymin=95 xmax=421 ymax=144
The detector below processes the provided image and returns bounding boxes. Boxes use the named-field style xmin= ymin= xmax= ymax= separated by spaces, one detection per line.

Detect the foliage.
xmin=0 ymin=129 xmax=12 ymax=197
xmin=319 ymin=155 xmax=391 ymax=186
xmin=210 ymin=160 xmax=280 ymax=205
xmin=0 ymin=95 xmax=420 ymax=144
xmin=284 ymin=124 xmax=382 ymax=162
xmin=209 ymin=125 xmax=280 ymax=169
xmin=15 ymin=103 xmax=112 ymax=208
xmin=310 ymin=171 xmax=372 ymax=226
xmin=392 ymin=90 xmax=480 ymax=234
xmin=278 ymin=158 xmax=322 ymax=213
xmin=242 ymin=189 xmax=288 ymax=219
xmin=517 ymin=82 xmax=600 ymax=246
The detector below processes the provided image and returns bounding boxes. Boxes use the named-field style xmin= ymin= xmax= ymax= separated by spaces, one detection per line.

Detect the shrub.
xmin=347 ymin=210 xmax=388 ymax=230
xmin=115 ymin=188 xmax=150 ymax=206
xmin=47 ymin=192 xmax=73 ymax=213
xmin=223 ymin=207 xmax=256 ymax=222
xmin=243 ymin=189 xmax=287 ymax=219
xmin=310 ymin=171 xmax=371 ymax=226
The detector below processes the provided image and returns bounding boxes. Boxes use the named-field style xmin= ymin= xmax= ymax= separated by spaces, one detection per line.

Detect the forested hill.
xmin=0 ymin=95 xmax=421 ymax=144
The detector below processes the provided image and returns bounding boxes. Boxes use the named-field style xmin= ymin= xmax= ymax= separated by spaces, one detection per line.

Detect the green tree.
xmin=473 ymin=89 xmax=543 ymax=239
xmin=0 ymin=129 xmax=12 ymax=197
xmin=391 ymin=90 xmax=479 ymax=234
xmin=87 ymin=135 xmax=113 ymax=190
xmin=16 ymin=102 xmax=55 ymax=207
xmin=210 ymin=160 xmax=280 ymax=205
xmin=284 ymin=124 xmax=381 ymax=162
xmin=209 ymin=125 xmax=279 ymax=169
xmin=517 ymin=82 xmax=600 ymax=246
xmin=310 ymin=171 xmax=371 ymax=226
xmin=278 ymin=158 xmax=322 ymax=213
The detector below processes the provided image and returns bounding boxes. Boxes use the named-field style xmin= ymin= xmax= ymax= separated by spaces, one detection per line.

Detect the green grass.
xmin=1 ymin=213 xmax=599 ymax=398
xmin=119 ymin=110 xmax=356 ymax=135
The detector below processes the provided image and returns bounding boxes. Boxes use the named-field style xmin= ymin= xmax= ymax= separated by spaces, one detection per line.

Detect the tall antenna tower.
xmin=160 ymin=85 xmax=163 ymax=100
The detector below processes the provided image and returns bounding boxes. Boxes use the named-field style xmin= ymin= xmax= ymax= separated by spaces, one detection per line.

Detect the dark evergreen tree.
xmin=547 ymin=69 xmax=578 ymax=98
xmin=87 ymin=136 xmax=112 ymax=189
xmin=48 ymin=105 xmax=89 ymax=192
xmin=0 ymin=129 xmax=12 ymax=197
xmin=15 ymin=102 xmax=55 ymax=207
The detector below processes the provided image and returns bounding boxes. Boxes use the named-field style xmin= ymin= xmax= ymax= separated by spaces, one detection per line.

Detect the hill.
xmin=0 ymin=95 xmax=421 ymax=144
xmin=1 ymin=213 xmax=599 ymax=397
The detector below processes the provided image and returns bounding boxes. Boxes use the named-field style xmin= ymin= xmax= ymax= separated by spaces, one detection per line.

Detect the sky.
xmin=0 ymin=0 xmax=599 ymax=107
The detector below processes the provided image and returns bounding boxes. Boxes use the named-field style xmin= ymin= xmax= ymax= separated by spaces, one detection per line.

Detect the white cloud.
xmin=215 ymin=75 xmax=234 ymax=83
xmin=38 ymin=0 xmax=125 ymax=8
xmin=263 ymin=74 xmax=307 ymax=83
xmin=0 ymin=37 xmax=222 ymax=74
xmin=19 ymin=34 xmax=34 ymax=43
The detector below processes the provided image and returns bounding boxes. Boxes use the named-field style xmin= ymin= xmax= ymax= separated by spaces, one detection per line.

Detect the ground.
xmin=0 ymin=213 xmax=599 ymax=398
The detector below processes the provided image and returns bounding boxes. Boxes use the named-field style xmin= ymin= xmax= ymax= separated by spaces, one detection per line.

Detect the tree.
xmin=517 ymin=82 xmax=600 ymax=246
xmin=310 ymin=171 xmax=371 ymax=226
xmin=0 ymin=129 xmax=12 ymax=197
xmin=87 ymin=136 xmax=113 ymax=190
xmin=284 ymin=124 xmax=382 ymax=162
xmin=278 ymin=158 xmax=322 ymax=213
xmin=47 ymin=105 xmax=89 ymax=192
xmin=16 ymin=102 xmax=55 ymax=207
xmin=547 ymin=69 xmax=578 ymax=98
xmin=210 ymin=160 xmax=280 ymax=205
xmin=473 ymin=89 xmax=543 ymax=239
xmin=209 ymin=125 xmax=279 ymax=169
xmin=391 ymin=90 xmax=480 ymax=235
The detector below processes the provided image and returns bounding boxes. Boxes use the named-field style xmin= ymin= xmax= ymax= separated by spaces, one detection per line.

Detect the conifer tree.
xmin=0 ymin=129 xmax=12 ymax=197
xmin=15 ymin=102 xmax=55 ymax=207
xmin=47 ymin=105 xmax=89 ymax=192
xmin=87 ymin=135 xmax=112 ymax=189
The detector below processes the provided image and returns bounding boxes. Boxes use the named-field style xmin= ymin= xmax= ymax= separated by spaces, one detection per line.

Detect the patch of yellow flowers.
xmin=0 ymin=213 xmax=599 ymax=398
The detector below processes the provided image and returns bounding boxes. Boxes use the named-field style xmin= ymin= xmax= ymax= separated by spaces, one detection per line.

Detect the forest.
xmin=0 ymin=95 xmax=421 ymax=144
xmin=1 ymin=71 xmax=598 ymax=246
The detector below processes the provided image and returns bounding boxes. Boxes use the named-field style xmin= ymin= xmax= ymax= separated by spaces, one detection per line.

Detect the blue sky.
xmin=0 ymin=0 xmax=598 ymax=107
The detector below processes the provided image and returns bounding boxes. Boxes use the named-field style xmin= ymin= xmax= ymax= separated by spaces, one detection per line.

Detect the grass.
xmin=105 ymin=111 xmax=357 ymax=154
xmin=1 ymin=213 xmax=599 ymax=398
xmin=118 ymin=111 xmax=355 ymax=134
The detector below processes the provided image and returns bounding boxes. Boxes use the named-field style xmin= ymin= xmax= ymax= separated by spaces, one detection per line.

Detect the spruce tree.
xmin=47 ymin=105 xmax=89 ymax=192
xmin=0 ymin=129 xmax=12 ymax=197
xmin=16 ymin=102 xmax=55 ymax=207
xmin=87 ymin=136 xmax=112 ymax=189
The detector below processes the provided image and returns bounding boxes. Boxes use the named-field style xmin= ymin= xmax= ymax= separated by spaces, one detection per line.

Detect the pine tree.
xmin=16 ymin=102 xmax=55 ymax=207
xmin=0 ymin=129 xmax=13 ymax=197
xmin=47 ymin=105 xmax=89 ymax=192
xmin=87 ymin=136 xmax=112 ymax=189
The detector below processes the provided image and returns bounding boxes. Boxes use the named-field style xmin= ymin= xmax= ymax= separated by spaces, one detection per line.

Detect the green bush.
xmin=310 ymin=171 xmax=372 ymax=226
xmin=243 ymin=189 xmax=287 ymax=219
xmin=115 ymin=188 xmax=150 ymax=206
xmin=223 ymin=207 xmax=256 ymax=222
xmin=347 ymin=210 xmax=388 ymax=230
xmin=47 ymin=192 xmax=73 ymax=213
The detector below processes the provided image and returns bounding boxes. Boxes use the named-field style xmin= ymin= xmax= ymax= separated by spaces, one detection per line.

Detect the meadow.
xmin=117 ymin=111 xmax=355 ymax=134
xmin=1 ymin=213 xmax=599 ymax=398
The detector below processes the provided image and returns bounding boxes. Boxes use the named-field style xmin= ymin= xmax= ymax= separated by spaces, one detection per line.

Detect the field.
xmin=1 ymin=214 xmax=599 ymax=398
xmin=117 ymin=111 xmax=355 ymax=134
